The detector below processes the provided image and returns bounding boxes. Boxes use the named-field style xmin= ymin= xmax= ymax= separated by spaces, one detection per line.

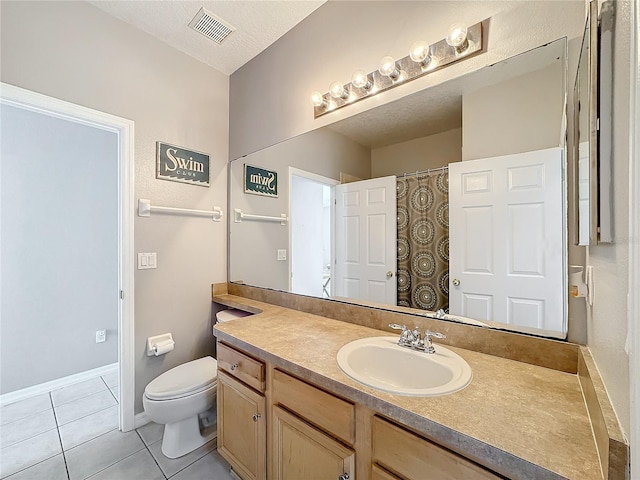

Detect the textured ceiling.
xmin=328 ymin=39 xmax=565 ymax=149
xmin=89 ymin=1 xmax=326 ymax=75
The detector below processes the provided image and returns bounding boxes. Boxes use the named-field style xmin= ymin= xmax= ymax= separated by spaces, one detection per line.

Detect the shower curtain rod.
xmin=401 ymin=165 xmax=449 ymax=178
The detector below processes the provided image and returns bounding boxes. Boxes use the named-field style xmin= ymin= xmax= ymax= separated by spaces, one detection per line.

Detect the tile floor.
xmin=0 ymin=372 xmax=233 ymax=480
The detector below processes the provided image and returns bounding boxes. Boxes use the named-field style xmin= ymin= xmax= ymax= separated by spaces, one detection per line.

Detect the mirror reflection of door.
xmin=290 ymin=169 xmax=338 ymax=298
xmin=334 ymin=176 xmax=397 ymax=305
xmin=449 ymin=148 xmax=566 ymax=337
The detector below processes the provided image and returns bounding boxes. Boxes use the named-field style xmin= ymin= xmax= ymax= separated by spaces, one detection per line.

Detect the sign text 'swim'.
xmin=156 ymin=142 xmax=210 ymax=187
xmin=244 ymin=164 xmax=278 ymax=197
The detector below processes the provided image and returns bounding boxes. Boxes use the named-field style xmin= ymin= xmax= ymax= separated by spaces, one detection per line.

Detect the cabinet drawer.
xmin=372 ymin=465 xmax=402 ymax=480
xmin=372 ymin=416 xmax=502 ymax=480
xmin=272 ymin=369 xmax=355 ymax=445
xmin=217 ymin=343 xmax=265 ymax=392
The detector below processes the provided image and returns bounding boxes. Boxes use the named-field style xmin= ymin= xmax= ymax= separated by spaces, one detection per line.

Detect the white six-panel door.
xmin=334 ymin=176 xmax=397 ymax=305
xmin=449 ymin=148 xmax=566 ymax=337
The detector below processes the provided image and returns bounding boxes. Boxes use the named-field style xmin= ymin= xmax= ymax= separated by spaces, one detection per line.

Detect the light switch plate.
xmin=277 ymin=249 xmax=287 ymax=261
xmin=138 ymin=253 xmax=157 ymax=269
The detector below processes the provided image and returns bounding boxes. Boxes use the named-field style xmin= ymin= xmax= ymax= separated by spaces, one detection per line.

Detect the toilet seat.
xmin=145 ymin=356 xmax=218 ymax=401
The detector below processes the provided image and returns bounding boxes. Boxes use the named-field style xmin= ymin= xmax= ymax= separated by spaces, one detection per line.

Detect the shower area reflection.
xmin=396 ymin=167 xmax=450 ymax=311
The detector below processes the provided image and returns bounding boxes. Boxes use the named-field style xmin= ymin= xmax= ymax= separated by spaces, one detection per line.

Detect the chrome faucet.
xmin=388 ymin=324 xmax=446 ymax=354
xmin=388 ymin=324 xmax=418 ymax=346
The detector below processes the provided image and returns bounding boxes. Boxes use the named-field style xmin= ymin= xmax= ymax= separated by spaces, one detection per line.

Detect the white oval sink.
xmin=337 ymin=336 xmax=472 ymax=396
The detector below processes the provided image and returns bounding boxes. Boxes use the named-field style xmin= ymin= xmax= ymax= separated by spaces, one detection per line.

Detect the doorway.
xmin=289 ymin=168 xmax=338 ymax=298
xmin=0 ymin=84 xmax=135 ymax=431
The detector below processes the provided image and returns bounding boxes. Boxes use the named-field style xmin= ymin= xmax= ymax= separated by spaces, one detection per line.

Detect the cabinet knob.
xmin=252 ymin=413 xmax=261 ymax=422
xmin=452 ymin=278 xmax=460 ymax=286
xmin=230 ymin=363 xmax=239 ymax=371
xmin=338 ymin=474 xmax=350 ymax=480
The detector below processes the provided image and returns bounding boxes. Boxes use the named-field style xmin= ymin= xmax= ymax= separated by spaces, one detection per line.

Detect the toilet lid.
xmin=145 ymin=356 xmax=218 ymax=401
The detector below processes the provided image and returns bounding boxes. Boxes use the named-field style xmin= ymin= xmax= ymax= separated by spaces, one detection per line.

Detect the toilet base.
xmin=161 ymin=415 xmax=217 ymax=459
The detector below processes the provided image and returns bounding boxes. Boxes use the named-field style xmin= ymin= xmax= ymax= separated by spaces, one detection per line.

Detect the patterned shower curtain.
xmin=396 ymin=171 xmax=449 ymax=311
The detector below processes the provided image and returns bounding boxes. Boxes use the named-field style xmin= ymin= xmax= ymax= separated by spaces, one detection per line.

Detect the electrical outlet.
xmin=96 ymin=330 xmax=106 ymax=343
xmin=277 ymin=249 xmax=287 ymax=261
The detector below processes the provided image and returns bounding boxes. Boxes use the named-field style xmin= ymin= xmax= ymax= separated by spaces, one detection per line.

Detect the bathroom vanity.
xmin=212 ymin=289 xmax=627 ymax=480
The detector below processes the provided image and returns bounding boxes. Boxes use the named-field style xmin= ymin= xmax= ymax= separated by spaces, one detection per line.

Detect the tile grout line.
xmin=50 ymin=391 xmax=71 ymax=480
xmin=56 ymin=402 xmax=118 ymax=430
xmin=1 ymin=425 xmax=59 ymax=450
xmin=2 ymin=454 xmax=61 ymax=480
xmin=106 ymin=386 xmax=118 ymax=404
xmin=136 ymin=430 xmax=168 ymax=480
xmin=81 ymin=444 xmax=147 ymax=480
xmin=0 ymin=404 xmax=52 ymax=426
xmin=52 ymin=385 xmax=112 ymax=409
xmin=63 ymin=425 xmax=121 ymax=454
xmin=165 ymin=439 xmax=218 ymax=479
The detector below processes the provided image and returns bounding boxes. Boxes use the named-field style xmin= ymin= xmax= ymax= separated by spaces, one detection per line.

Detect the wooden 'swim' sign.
xmin=244 ymin=164 xmax=278 ymax=197
xmin=156 ymin=142 xmax=210 ymax=187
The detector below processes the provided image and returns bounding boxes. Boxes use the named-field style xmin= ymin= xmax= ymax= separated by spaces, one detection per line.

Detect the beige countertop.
xmin=213 ymin=295 xmax=602 ymax=480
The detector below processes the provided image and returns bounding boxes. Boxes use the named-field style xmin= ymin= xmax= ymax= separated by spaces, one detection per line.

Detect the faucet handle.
xmin=423 ymin=330 xmax=446 ymax=353
xmin=425 ymin=330 xmax=446 ymax=340
xmin=388 ymin=323 xmax=407 ymax=332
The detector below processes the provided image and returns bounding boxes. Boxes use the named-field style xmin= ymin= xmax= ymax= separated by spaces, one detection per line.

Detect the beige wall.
xmin=461 ymin=62 xmax=564 ymax=160
xmin=0 ymin=1 xmax=229 ymax=413
xmin=230 ymin=1 xmax=585 ymax=160
xmin=230 ymin=128 xmax=370 ymax=290
xmin=371 ymin=128 xmax=462 ymax=178
xmin=587 ymin=0 xmax=631 ymax=437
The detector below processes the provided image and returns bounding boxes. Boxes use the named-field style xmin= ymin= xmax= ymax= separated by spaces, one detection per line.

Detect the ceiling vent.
xmin=188 ymin=8 xmax=235 ymax=44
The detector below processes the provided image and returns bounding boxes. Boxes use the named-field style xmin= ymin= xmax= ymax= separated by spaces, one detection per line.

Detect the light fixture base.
xmin=313 ymin=21 xmax=483 ymax=118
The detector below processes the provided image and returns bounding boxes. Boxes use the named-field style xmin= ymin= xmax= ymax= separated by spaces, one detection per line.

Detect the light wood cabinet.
xmin=216 ymin=341 xmax=501 ymax=480
xmin=272 ymin=369 xmax=355 ymax=445
xmin=372 ymin=465 xmax=402 ymax=480
xmin=217 ymin=371 xmax=266 ymax=480
xmin=372 ymin=416 xmax=502 ymax=480
xmin=272 ymin=405 xmax=354 ymax=480
xmin=217 ymin=342 xmax=265 ymax=392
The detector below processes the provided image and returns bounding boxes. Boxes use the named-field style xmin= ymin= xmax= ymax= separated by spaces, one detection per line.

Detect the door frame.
xmin=0 ymin=83 xmax=136 ymax=432
xmin=629 ymin=0 xmax=639 ymax=475
xmin=288 ymin=167 xmax=339 ymax=293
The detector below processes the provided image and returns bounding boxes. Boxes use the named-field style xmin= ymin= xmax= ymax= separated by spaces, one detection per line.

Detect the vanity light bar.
xmin=312 ymin=22 xmax=483 ymax=119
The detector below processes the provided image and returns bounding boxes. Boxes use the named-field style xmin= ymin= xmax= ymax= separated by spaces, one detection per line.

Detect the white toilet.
xmin=142 ymin=308 xmax=251 ymax=459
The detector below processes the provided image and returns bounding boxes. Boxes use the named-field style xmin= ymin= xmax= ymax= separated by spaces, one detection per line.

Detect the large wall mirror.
xmin=229 ymin=38 xmax=572 ymax=339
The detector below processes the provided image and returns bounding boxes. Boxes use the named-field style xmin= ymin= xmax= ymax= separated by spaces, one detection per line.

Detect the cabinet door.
xmin=272 ymin=406 xmax=354 ymax=480
xmin=218 ymin=371 xmax=266 ymax=480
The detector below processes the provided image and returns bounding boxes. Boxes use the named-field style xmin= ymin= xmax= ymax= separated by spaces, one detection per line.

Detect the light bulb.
xmin=409 ymin=40 xmax=432 ymax=67
xmin=329 ymin=81 xmax=348 ymax=100
xmin=446 ymin=23 xmax=469 ymax=51
xmin=379 ymin=56 xmax=400 ymax=80
xmin=410 ymin=41 xmax=428 ymax=62
xmin=310 ymin=91 xmax=326 ymax=108
xmin=351 ymin=70 xmax=372 ymax=90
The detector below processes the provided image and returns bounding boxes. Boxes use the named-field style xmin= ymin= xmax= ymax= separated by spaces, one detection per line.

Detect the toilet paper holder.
xmin=570 ymin=265 xmax=594 ymax=306
xmin=147 ymin=333 xmax=175 ymax=357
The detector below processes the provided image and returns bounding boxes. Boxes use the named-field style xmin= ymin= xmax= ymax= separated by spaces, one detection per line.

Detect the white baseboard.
xmin=134 ymin=412 xmax=151 ymax=429
xmin=0 ymin=362 xmax=118 ymax=406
